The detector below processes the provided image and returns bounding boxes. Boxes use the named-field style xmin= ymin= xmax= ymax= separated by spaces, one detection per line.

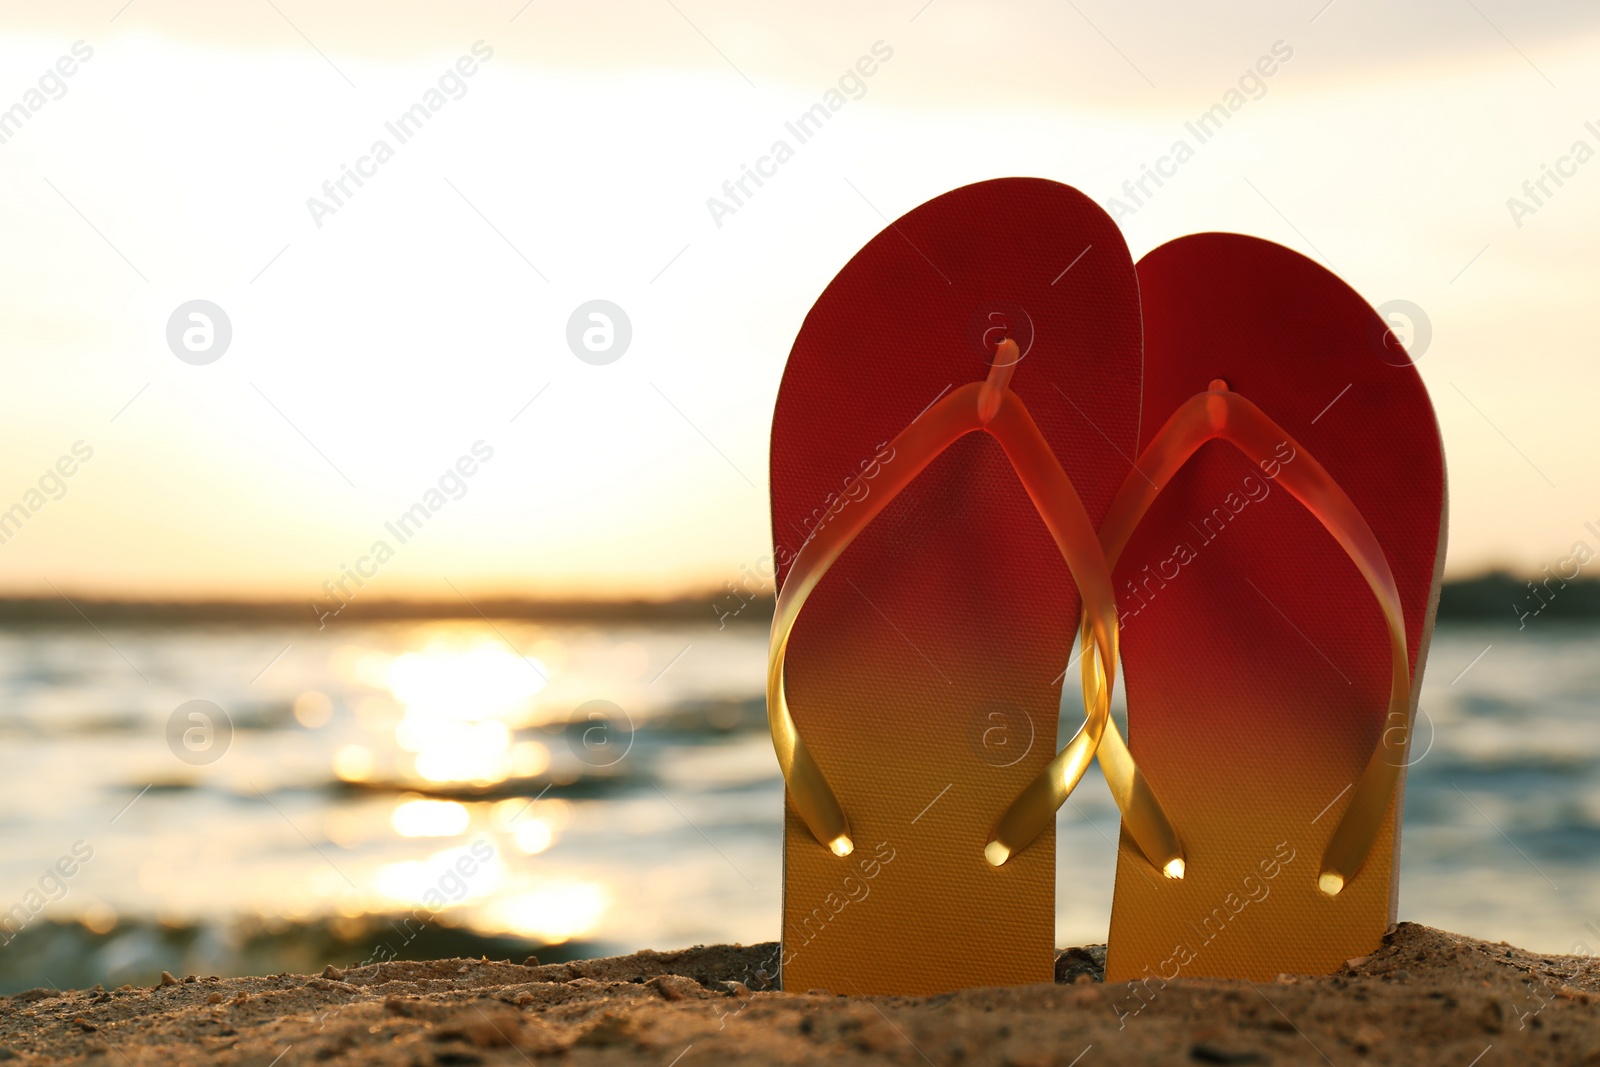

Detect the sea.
xmin=0 ymin=612 xmax=1595 ymax=992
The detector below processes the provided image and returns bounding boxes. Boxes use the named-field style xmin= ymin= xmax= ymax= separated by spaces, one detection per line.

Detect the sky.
xmin=0 ymin=0 xmax=1597 ymax=601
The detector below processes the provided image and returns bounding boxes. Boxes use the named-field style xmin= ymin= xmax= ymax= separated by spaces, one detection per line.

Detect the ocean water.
xmin=0 ymin=614 xmax=1595 ymax=991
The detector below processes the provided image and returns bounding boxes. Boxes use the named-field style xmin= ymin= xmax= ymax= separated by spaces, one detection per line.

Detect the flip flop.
xmin=1091 ymin=233 xmax=1447 ymax=984
xmin=767 ymin=178 xmax=1178 ymax=996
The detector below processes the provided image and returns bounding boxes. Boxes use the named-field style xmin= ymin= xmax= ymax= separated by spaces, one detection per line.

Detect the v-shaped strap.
xmin=1058 ymin=379 xmax=1408 ymax=895
xmin=769 ymin=342 xmax=1177 ymax=864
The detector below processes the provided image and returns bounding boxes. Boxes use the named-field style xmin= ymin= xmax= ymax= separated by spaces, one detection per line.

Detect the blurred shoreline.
xmin=0 ymin=595 xmax=775 ymax=627
xmin=0 ymin=571 xmax=1589 ymax=626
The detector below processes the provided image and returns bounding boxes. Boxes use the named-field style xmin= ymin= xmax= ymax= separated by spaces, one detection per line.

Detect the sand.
xmin=1 ymin=923 xmax=1596 ymax=1065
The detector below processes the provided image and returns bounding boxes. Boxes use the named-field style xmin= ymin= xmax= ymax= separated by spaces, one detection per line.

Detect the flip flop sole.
xmin=1105 ymin=234 xmax=1447 ymax=985
xmin=771 ymin=178 xmax=1142 ymax=995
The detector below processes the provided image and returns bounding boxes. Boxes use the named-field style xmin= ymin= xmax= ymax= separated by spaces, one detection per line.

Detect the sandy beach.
xmin=1 ymin=923 xmax=1595 ymax=1065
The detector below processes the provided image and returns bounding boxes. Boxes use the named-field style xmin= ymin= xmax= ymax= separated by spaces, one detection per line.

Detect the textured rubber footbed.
xmin=769 ymin=178 xmax=1141 ymax=995
xmin=1104 ymin=234 xmax=1447 ymax=984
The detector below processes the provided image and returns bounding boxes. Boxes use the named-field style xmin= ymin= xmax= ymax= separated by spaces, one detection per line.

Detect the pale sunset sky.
xmin=0 ymin=0 xmax=1596 ymax=600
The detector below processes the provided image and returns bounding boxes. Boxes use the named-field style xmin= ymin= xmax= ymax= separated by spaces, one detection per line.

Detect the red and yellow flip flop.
xmin=1092 ymin=233 xmax=1447 ymax=984
xmin=767 ymin=178 xmax=1178 ymax=996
